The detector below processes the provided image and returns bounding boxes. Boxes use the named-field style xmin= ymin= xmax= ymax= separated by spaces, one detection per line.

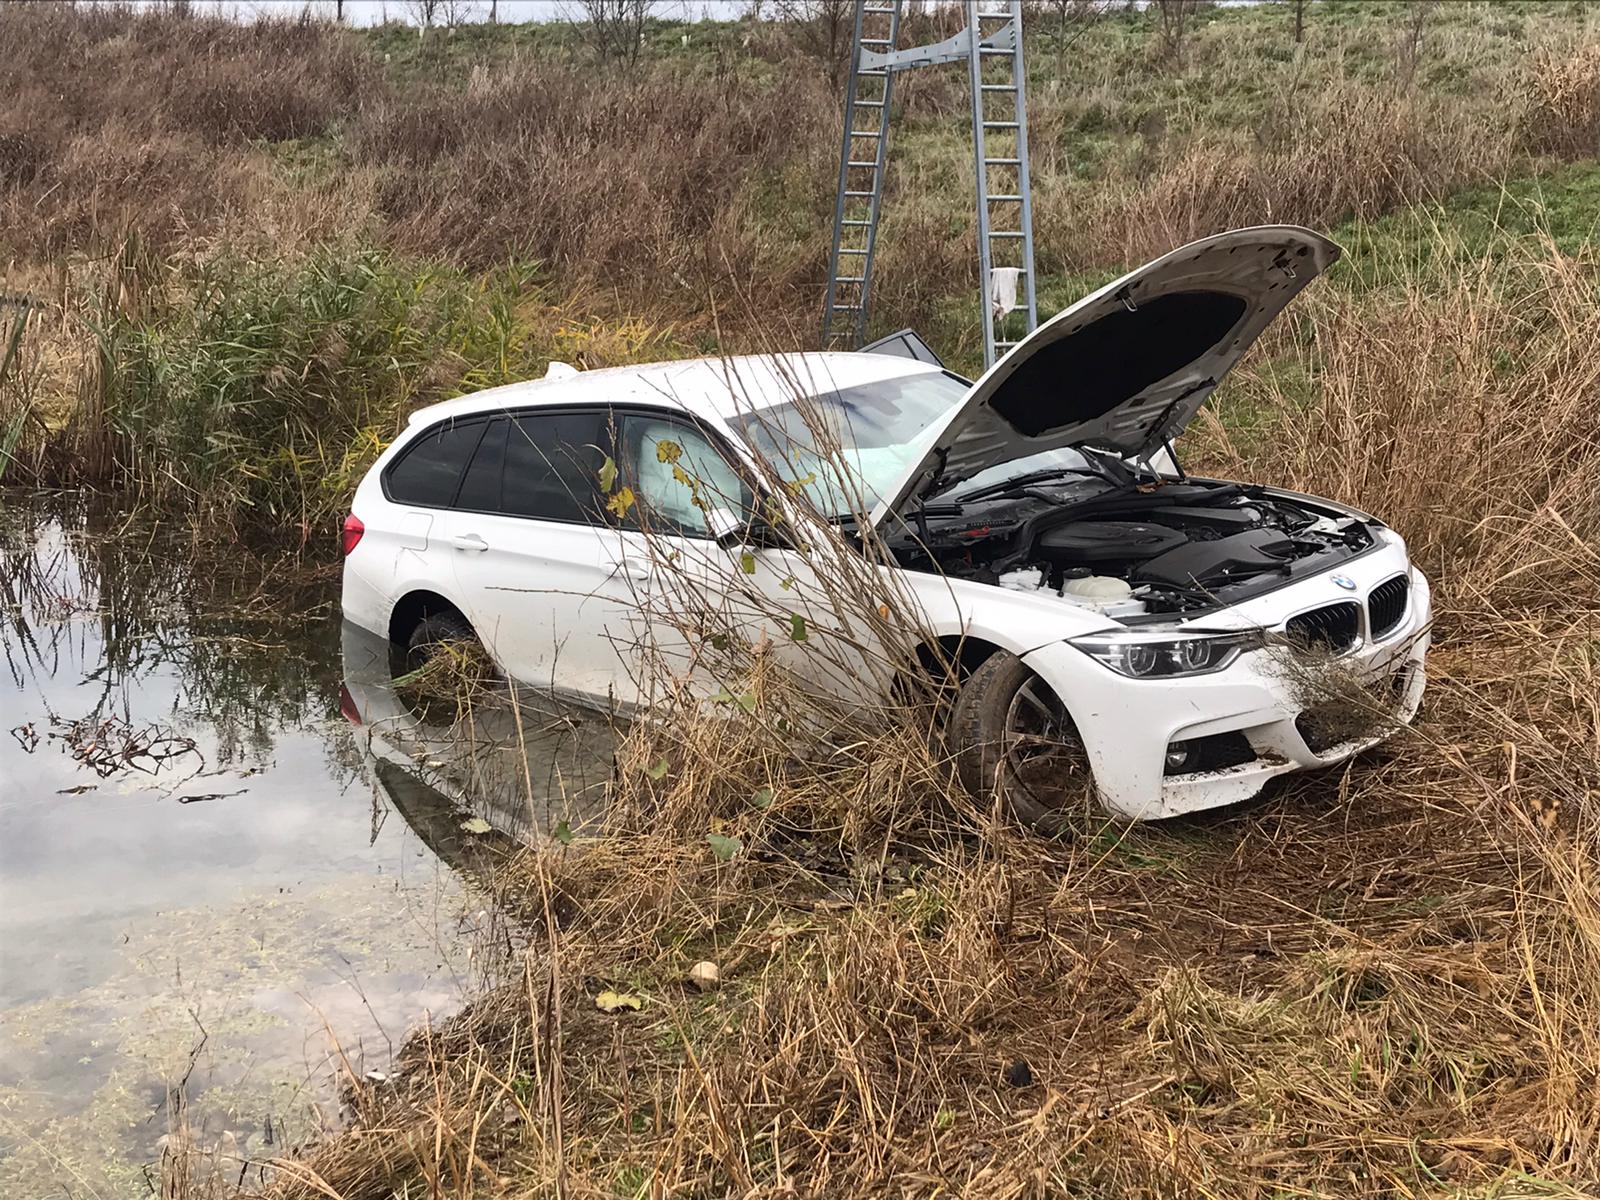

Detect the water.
xmin=0 ymin=493 xmax=613 ymax=1197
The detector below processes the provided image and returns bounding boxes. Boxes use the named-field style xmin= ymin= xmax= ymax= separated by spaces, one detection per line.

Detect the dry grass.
xmin=6 ymin=4 xmax=1600 ymax=337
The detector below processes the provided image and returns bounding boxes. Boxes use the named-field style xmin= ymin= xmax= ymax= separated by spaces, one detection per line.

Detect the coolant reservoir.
xmin=1062 ymin=575 xmax=1134 ymax=602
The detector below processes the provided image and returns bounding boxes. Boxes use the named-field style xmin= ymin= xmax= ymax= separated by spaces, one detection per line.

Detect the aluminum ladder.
xmin=820 ymin=0 xmax=1038 ymax=370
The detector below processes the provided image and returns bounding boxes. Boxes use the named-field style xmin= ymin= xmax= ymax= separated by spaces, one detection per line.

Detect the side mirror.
xmin=706 ymin=506 xmax=744 ymax=543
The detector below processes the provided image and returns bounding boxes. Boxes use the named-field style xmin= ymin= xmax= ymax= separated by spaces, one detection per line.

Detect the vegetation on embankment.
xmin=2 ymin=0 xmax=1600 ymax=533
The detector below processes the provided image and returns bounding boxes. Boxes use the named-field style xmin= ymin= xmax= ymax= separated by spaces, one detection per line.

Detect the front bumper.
xmin=1022 ymin=562 xmax=1432 ymax=820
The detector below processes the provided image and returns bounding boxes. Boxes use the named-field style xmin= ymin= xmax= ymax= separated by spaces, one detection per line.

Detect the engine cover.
xmin=1036 ymin=520 xmax=1187 ymax=563
xmin=1148 ymin=505 xmax=1265 ymax=533
xmin=1134 ymin=529 xmax=1297 ymax=588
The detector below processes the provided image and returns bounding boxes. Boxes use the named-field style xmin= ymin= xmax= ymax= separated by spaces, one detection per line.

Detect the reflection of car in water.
xmin=338 ymin=621 xmax=617 ymax=845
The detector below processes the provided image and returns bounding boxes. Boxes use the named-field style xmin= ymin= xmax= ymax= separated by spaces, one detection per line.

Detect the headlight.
xmin=1069 ymin=629 xmax=1265 ymax=679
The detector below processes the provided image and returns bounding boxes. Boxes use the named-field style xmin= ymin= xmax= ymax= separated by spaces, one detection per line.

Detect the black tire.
xmin=949 ymin=651 xmax=1094 ymax=835
xmin=405 ymin=610 xmax=479 ymax=670
xmin=399 ymin=611 xmax=495 ymax=720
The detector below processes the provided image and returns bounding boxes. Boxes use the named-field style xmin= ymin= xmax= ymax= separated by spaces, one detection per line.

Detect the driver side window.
xmin=618 ymin=413 xmax=753 ymax=538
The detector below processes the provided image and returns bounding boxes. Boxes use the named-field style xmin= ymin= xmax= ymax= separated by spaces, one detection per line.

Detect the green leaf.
xmin=710 ymin=633 xmax=730 ymax=652
xmin=750 ymin=785 xmax=774 ymax=810
xmin=710 ymin=686 xmax=734 ymax=704
xmin=779 ymin=576 xmax=794 ymax=591
xmin=784 ymin=471 xmax=817 ymax=495
xmin=646 ymin=757 xmax=669 ymax=781
xmin=552 ymin=819 xmax=573 ymax=845
xmin=460 ymin=816 xmax=493 ymax=835
xmin=598 ymin=455 xmax=618 ymax=493
xmin=736 ymin=691 xmax=758 ymax=714
xmin=707 ymin=833 xmax=742 ymax=862
xmin=739 ymin=551 xmax=756 ymax=575
xmin=788 ymin=613 xmax=807 ymax=643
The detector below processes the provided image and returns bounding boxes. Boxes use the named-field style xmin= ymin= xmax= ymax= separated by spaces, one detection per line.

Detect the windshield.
xmin=732 ymin=370 xmax=968 ymax=518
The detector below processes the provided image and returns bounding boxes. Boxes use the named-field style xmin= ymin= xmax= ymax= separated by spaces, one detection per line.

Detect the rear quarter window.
xmin=386 ymin=420 xmax=485 ymax=507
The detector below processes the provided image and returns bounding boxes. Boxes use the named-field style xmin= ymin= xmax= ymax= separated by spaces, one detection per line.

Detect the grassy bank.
xmin=3 ymin=1 xmax=1600 ymax=531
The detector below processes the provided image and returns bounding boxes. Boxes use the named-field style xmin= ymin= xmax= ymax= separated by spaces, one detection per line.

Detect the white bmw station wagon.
xmin=341 ymin=227 xmax=1431 ymax=824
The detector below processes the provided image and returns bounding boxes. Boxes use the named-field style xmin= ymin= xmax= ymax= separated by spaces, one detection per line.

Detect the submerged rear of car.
xmin=341 ymin=225 xmax=1431 ymax=824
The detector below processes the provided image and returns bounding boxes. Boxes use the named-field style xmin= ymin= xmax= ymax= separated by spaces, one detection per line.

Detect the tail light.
xmin=338 ymin=683 xmax=362 ymax=725
xmin=341 ymin=513 xmax=365 ymax=557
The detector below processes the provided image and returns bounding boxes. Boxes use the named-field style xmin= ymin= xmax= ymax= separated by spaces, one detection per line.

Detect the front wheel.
xmin=949 ymin=652 xmax=1095 ymax=834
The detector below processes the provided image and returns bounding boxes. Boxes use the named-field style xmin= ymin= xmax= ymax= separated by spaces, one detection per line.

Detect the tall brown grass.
xmin=5 ymin=4 xmax=1600 ymax=335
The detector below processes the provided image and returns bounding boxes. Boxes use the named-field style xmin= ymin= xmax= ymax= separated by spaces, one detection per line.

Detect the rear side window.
xmin=456 ymin=418 xmax=507 ymax=512
xmin=387 ymin=419 xmax=485 ymax=507
xmin=502 ymin=412 xmax=608 ymax=522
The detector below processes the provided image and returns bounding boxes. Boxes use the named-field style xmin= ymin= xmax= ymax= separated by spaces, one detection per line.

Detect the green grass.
xmin=1333 ymin=161 xmax=1600 ymax=286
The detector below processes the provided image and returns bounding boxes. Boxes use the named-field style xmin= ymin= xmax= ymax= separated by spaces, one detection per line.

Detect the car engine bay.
xmin=890 ymin=476 xmax=1380 ymax=621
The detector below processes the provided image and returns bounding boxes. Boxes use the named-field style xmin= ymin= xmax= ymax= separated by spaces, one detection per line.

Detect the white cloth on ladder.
xmin=990 ymin=267 xmax=1021 ymax=322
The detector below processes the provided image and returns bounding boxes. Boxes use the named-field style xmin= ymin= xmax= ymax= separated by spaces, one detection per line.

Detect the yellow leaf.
xmin=606 ymin=487 xmax=636 ymax=520
xmin=655 ymin=438 xmax=682 ymax=464
xmin=595 ymin=989 xmax=644 ymax=1014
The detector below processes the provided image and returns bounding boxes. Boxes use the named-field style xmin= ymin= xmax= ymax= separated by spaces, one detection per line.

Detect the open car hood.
xmin=873 ymin=226 xmax=1339 ymax=523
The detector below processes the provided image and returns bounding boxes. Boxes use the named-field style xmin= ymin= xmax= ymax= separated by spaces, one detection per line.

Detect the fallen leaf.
xmin=687 ymin=961 xmax=721 ymax=992
xmin=707 ymin=833 xmax=742 ymax=862
xmin=460 ymin=816 xmax=493 ymax=835
xmin=595 ymin=989 xmax=643 ymax=1014
xmin=552 ymin=820 xmax=573 ymax=845
xmin=646 ymin=757 xmax=669 ymax=781
xmin=736 ymin=692 xmax=758 ymax=715
xmin=750 ymin=785 xmax=774 ymax=810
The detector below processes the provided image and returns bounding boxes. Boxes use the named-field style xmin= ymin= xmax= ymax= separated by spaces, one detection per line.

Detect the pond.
xmin=0 ymin=492 xmax=614 ymax=1196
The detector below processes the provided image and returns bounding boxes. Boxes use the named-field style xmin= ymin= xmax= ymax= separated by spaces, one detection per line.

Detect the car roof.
xmin=407 ymin=351 xmax=948 ymax=428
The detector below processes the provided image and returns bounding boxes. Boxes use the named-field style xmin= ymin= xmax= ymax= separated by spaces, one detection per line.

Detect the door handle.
xmin=449 ymin=533 xmax=489 ymax=553
xmin=622 ymin=560 xmax=651 ymax=582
